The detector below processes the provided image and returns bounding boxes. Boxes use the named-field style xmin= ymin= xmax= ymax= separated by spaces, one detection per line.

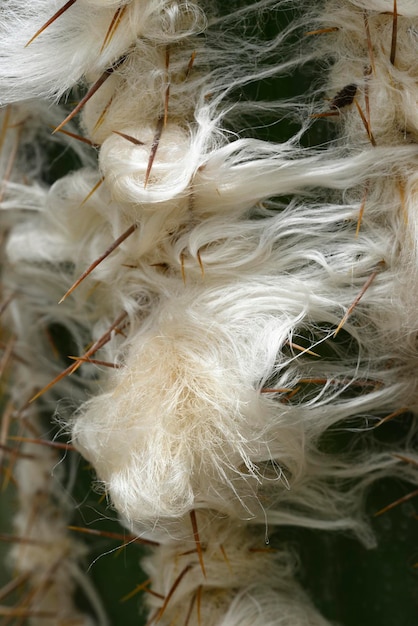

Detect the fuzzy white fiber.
xmin=0 ymin=104 xmax=106 ymax=625
xmin=141 ymin=511 xmax=333 ymax=626
xmin=0 ymin=0 xmax=206 ymax=102
xmin=10 ymin=426 xmax=101 ymax=626
xmin=70 ymin=262 xmax=418 ymax=529
xmin=1 ymin=0 xmax=418 ymax=625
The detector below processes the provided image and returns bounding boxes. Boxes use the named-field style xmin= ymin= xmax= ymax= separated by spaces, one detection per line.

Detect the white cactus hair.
xmin=0 ymin=0 xmax=417 ymax=625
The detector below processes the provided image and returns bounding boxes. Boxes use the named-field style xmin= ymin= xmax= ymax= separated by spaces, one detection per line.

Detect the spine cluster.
xmin=0 ymin=0 xmax=417 ymax=624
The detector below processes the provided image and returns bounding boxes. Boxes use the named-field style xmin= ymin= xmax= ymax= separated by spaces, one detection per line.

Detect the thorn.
xmin=10 ymin=560 xmax=60 ymax=626
xmin=114 ymin=323 xmax=128 ymax=339
xmin=0 ymin=292 xmax=15 ymax=318
xmin=196 ymin=250 xmax=205 ymax=277
xmin=29 ymin=366 xmax=74 ymax=403
xmin=7 ymin=436 xmax=76 ymax=452
xmin=176 ymin=548 xmax=197 ymax=560
xmin=0 ymin=343 xmax=26 ymax=367
xmin=185 ymin=51 xmax=197 ymax=80
xmin=67 ymin=525 xmax=159 ymax=547
xmin=0 ymin=335 xmax=16 ymax=379
xmin=155 ymin=565 xmax=192 ymax=623
xmin=219 ymin=544 xmax=232 ymax=572
xmin=392 ymin=454 xmax=418 ymax=468
xmin=100 ymin=5 xmax=127 ymax=52
xmin=353 ymin=98 xmax=376 ymax=146
xmin=311 ymin=111 xmax=340 ymax=119
xmin=397 ymin=177 xmax=408 ymax=225
xmin=356 ymin=182 xmax=369 ymax=237
xmin=180 ymin=252 xmax=186 ymax=285
xmin=59 ymin=223 xmax=137 ymax=303
xmin=0 ymin=404 xmax=22 ymax=492
xmin=390 ymin=0 xmax=398 ymax=65
xmin=112 ymin=130 xmax=144 ymax=146
xmin=375 ymin=407 xmax=410 ymax=427
xmin=94 ymin=96 xmax=114 ymax=132
xmin=145 ymin=588 xmax=165 ymax=600
xmin=0 ymin=400 xmax=14 ymax=468
xmin=17 ymin=390 xmax=42 ymax=414
xmin=121 ymin=582 xmax=164 ymax=603
xmin=0 ymin=464 xmax=17 ymax=490
xmin=43 ymin=327 xmax=60 ymax=360
xmin=178 ymin=548 xmax=199 ymax=557
xmin=16 ymin=415 xmax=42 ymax=438
xmin=0 ymin=606 xmax=56 ymax=618
xmin=333 ymin=261 xmax=384 ymax=337
xmin=0 ymin=533 xmax=48 ymax=546
xmin=304 ymin=26 xmax=339 ymax=36
xmin=0 ymin=574 xmax=29 ymax=602
xmin=285 ymin=341 xmax=320 ymax=357
xmin=363 ymin=68 xmax=371 ymax=131
xmin=284 ymin=386 xmax=301 ymax=401
xmin=190 ymin=510 xmax=206 ymax=578
xmin=164 ymin=47 xmax=171 ymax=127
xmin=363 ymin=10 xmax=376 ymax=76
xmin=184 ymin=591 xmax=197 ymax=626
xmin=52 ymin=126 xmax=98 ymax=147
xmin=120 ymin=579 xmax=152 ymax=603
xmin=0 ymin=443 xmax=37 ymax=460
xmin=53 ymin=55 xmax=127 ymax=133
xmin=374 ymin=488 xmax=418 ymax=516
xmin=164 ymin=86 xmax=170 ymax=128
xmin=29 ymin=311 xmax=128 ymax=402
xmin=1 ymin=409 xmax=25 ymax=491
xmin=144 ymin=116 xmax=164 ymax=188
xmin=25 ymin=0 xmax=77 ymax=46
xmin=68 ymin=355 xmax=120 ymax=368
xmin=79 ymin=177 xmax=104 ymax=207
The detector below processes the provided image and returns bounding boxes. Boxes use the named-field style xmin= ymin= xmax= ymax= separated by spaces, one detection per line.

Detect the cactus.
xmin=0 ymin=1 xmax=417 ymax=625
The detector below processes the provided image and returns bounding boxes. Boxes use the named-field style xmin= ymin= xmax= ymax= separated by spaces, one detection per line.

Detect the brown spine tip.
xmin=25 ymin=0 xmax=78 ymax=47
